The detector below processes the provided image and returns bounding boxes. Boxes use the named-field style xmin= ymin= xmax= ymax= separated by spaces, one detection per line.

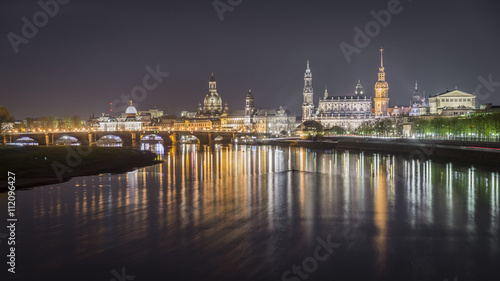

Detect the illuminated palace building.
xmin=302 ymin=48 xmax=390 ymax=130
xmin=178 ymin=74 xmax=297 ymax=134
xmin=98 ymin=101 xmax=143 ymax=131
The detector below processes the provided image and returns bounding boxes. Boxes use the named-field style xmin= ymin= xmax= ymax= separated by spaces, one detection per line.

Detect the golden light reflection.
xmin=373 ymin=155 xmax=388 ymax=275
xmin=18 ymin=144 xmax=500 ymax=274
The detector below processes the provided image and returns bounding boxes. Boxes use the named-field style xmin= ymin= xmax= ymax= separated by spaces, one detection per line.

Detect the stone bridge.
xmin=2 ymin=130 xmax=265 ymax=146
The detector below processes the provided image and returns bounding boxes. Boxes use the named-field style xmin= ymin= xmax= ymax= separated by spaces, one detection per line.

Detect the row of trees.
xmin=353 ymin=112 xmax=500 ymax=141
xmin=355 ymin=118 xmax=404 ymax=137
xmin=302 ymin=113 xmax=500 ymax=142
xmin=412 ymin=112 xmax=500 ymax=141
xmin=15 ymin=115 xmax=83 ymax=131
xmin=0 ymin=106 xmax=84 ymax=133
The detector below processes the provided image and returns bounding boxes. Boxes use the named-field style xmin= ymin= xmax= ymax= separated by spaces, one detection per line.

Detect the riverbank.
xmin=0 ymin=146 xmax=161 ymax=192
xmin=263 ymin=137 xmax=500 ymax=168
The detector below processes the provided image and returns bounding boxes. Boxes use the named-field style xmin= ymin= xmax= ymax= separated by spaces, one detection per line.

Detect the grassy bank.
xmin=0 ymin=146 xmax=160 ymax=191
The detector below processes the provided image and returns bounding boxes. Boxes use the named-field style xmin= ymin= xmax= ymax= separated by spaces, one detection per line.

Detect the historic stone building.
xmin=98 ymin=101 xmax=142 ymax=131
xmin=428 ymin=88 xmax=476 ymax=116
xmin=222 ymin=90 xmax=297 ymax=134
xmin=300 ymin=50 xmax=393 ymax=130
xmin=178 ymin=74 xmax=297 ymax=134
xmin=196 ymin=74 xmax=228 ymax=118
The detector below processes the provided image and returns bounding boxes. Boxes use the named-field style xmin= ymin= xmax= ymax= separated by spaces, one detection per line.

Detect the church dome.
xmin=204 ymin=92 xmax=222 ymax=105
xmin=375 ymin=81 xmax=389 ymax=88
xmin=126 ymin=105 xmax=137 ymax=115
xmin=246 ymin=90 xmax=254 ymax=99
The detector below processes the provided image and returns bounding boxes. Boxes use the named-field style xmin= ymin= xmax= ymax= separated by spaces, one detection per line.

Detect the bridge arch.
xmin=55 ymin=135 xmax=81 ymax=146
xmin=96 ymin=135 xmax=123 ymax=147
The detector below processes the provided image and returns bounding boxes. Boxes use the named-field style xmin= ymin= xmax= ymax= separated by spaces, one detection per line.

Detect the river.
xmin=1 ymin=144 xmax=499 ymax=281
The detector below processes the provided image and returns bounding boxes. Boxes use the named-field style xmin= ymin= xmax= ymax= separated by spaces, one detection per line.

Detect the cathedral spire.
xmin=415 ymin=80 xmax=418 ymax=91
xmin=324 ymin=86 xmax=328 ymax=99
xmin=378 ymin=47 xmax=386 ymax=82
xmin=379 ymin=47 xmax=384 ymax=70
xmin=305 ymin=59 xmax=311 ymax=74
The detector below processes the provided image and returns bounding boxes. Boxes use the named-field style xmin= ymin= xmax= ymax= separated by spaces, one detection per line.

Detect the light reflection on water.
xmin=1 ymin=145 xmax=499 ymax=281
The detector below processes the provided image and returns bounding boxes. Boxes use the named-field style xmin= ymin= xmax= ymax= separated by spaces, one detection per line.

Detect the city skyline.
xmin=1 ymin=0 xmax=500 ymax=119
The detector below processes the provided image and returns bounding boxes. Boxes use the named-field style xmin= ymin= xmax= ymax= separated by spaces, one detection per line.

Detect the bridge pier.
xmin=170 ymin=132 xmax=178 ymax=145
xmin=44 ymin=133 xmax=51 ymax=146
xmin=208 ymin=132 xmax=214 ymax=145
xmin=131 ymin=132 xmax=137 ymax=147
xmin=88 ymin=133 xmax=94 ymax=146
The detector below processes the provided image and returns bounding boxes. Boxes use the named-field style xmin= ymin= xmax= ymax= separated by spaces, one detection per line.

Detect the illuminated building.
xmin=300 ymin=60 xmax=375 ymax=131
xmin=98 ymin=101 xmax=142 ymax=131
xmin=185 ymin=74 xmax=297 ymax=134
xmin=221 ymin=90 xmax=297 ymax=134
xmin=173 ymin=119 xmax=214 ymax=131
xmin=409 ymin=81 xmax=424 ymax=117
xmin=138 ymin=108 xmax=164 ymax=119
xmin=428 ymin=88 xmax=476 ymax=116
xmin=196 ymin=74 xmax=226 ymax=118
xmin=374 ymin=48 xmax=390 ymax=116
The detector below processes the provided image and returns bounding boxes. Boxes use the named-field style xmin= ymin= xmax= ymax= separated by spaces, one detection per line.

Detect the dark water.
xmin=1 ymin=145 xmax=499 ymax=281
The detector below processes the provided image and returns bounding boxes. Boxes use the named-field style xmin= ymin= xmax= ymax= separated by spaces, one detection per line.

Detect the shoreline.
xmin=0 ymin=146 xmax=161 ymax=192
xmin=1 ymin=160 xmax=162 ymax=192
xmin=261 ymin=137 xmax=500 ymax=170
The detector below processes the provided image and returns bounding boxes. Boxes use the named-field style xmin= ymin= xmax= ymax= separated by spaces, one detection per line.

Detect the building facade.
xmin=428 ymin=89 xmax=476 ymax=116
xmin=177 ymin=75 xmax=297 ymax=134
xmin=173 ymin=119 xmax=214 ymax=131
xmin=300 ymin=55 xmax=382 ymax=131
xmin=98 ymin=101 xmax=142 ymax=131
xmin=138 ymin=109 xmax=164 ymax=119
xmin=221 ymin=90 xmax=296 ymax=134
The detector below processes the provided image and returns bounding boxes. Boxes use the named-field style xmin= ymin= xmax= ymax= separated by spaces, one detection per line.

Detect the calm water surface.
xmin=1 ymin=145 xmax=499 ymax=281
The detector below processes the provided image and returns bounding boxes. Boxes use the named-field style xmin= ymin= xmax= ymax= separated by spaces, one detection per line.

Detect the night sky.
xmin=2 ymin=0 xmax=500 ymax=119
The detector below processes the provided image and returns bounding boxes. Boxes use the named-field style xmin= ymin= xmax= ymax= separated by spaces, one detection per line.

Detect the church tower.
xmin=412 ymin=80 xmax=421 ymax=105
xmin=302 ymin=60 xmax=314 ymax=121
xmin=355 ymin=80 xmax=365 ymax=98
xmin=374 ymin=48 xmax=389 ymax=116
xmin=245 ymin=90 xmax=255 ymax=116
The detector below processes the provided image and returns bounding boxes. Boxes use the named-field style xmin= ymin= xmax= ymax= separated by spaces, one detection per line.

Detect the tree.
xmin=71 ymin=115 xmax=82 ymax=129
xmin=327 ymin=126 xmax=346 ymax=135
xmin=61 ymin=115 xmax=73 ymax=130
xmin=0 ymin=106 xmax=15 ymax=133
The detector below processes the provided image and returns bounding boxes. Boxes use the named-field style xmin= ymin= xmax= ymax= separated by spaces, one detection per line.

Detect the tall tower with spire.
xmin=374 ymin=48 xmax=390 ymax=116
xmin=245 ymin=89 xmax=255 ymax=116
xmin=412 ymin=80 xmax=421 ymax=105
xmin=355 ymin=80 xmax=365 ymax=98
xmin=302 ymin=60 xmax=315 ymax=121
